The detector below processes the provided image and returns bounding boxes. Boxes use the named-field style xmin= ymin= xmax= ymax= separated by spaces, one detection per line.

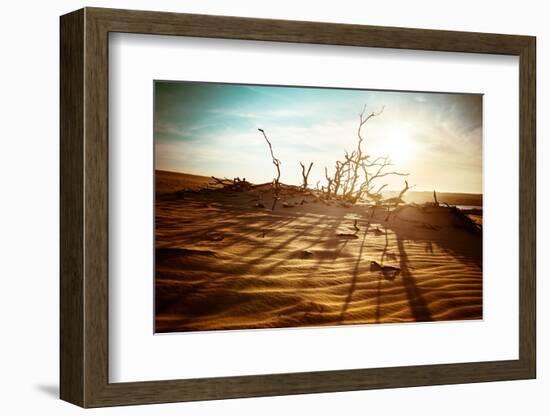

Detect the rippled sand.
xmin=155 ymin=171 xmax=482 ymax=333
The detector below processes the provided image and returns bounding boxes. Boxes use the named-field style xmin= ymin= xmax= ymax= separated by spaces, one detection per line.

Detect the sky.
xmin=154 ymin=81 xmax=482 ymax=194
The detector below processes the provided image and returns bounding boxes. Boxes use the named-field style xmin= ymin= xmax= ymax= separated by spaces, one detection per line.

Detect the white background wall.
xmin=0 ymin=0 xmax=546 ymax=414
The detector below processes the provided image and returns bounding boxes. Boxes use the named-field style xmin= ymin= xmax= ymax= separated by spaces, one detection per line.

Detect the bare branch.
xmin=342 ymin=105 xmax=386 ymax=202
xmin=375 ymin=183 xmax=388 ymax=194
xmin=385 ymin=180 xmax=414 ymax=221
xmin=324 ymin=166 xmax=333 ymax=197
xmin=258 ymin=128 xmax=282 ymax=210
xmin=373 ymin=171 xmax=409 ymax=179
xmin=299 ymin=161 xmax=314 ymax=191
xmin=433 ymin=190 xmax=439 ymax=207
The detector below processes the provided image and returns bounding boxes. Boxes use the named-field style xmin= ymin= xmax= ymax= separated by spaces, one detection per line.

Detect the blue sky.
xmin=154 ymin=81 xmax=482 ymax=193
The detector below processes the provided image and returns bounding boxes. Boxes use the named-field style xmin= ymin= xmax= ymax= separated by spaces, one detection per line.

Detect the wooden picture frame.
xmin=60 ymin=7 xmax=536 ymax=408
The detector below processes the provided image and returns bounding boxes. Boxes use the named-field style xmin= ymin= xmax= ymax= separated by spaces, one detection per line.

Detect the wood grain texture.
xmin=518 ymin=38 xmax=536 ymax=375
xmin=59 ymin=8 xmax=84 ymax=407
xmin=59 ymin=7 xmax=537 ymax=408
xmin=89 ymin=7 xmax=532 ymax=54
xmin=83 ymin=11 xmax=110 ymax=406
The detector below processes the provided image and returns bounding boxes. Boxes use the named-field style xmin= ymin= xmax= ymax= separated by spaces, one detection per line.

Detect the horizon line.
xmin=155 ymin=169 xmax=483 ymax=196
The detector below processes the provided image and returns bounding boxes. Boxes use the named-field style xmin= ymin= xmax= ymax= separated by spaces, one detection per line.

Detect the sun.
xmin=384 ymin=126 xmax=416 ymax=165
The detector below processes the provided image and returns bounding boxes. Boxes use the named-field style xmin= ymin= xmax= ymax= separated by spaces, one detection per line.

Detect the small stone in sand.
xmin=370 ymin=260 xmax=401 ymax=274
xmin=337 ymin=233 xmax=359 ymax=239
xmin=372 ymin=227 xmax=384 ymax=236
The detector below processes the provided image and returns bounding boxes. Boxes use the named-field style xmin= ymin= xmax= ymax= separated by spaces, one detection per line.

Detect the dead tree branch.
xmin=324 ymin=166 xmax=333 ymax=197
xmin=210 ymin=176 xmax=253 ymax=191
xmin=320 ymin=105 xmax=410 ymax=205
xmin=385 ymin=180 xmax=413 ymax=221
xmin=258 ymin=128 xmax=282 ymax=210
xmin=300 ymin=161 xmax=314 ymax=191
xmin=433 ymin=190 xmax=439 ymax=207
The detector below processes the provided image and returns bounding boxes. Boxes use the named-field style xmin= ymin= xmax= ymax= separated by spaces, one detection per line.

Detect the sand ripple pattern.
xmin=155 ymin=172 xmax=482 ymax=333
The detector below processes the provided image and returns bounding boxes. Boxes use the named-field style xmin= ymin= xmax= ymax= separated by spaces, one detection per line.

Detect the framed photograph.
xmin=60 ymin=7 xmax=536 ymax=408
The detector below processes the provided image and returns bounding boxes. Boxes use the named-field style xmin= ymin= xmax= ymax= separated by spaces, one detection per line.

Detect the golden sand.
xmin=155 ymin=171 xmax=482 ymax=333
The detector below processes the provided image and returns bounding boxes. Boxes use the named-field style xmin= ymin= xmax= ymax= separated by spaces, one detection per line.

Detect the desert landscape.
xmin=154 ymin=81 xmax=483 ymax=333
xmin=155 ymin=170 xmax=482 ymax=332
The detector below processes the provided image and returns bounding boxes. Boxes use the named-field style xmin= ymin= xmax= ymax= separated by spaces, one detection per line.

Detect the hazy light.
xmin=154 ymin=82 xmax=482 ymax=194
xmin=383 ymin=126 xmax=416 ymax=165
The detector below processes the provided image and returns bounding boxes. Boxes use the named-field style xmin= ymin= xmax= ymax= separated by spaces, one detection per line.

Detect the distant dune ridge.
xmin=155 ymin=170 xmax=482 ymax=333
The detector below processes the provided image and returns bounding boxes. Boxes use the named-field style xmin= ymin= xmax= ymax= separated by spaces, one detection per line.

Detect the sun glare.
xmin=384 ymin=126 xmax=416 ymax=165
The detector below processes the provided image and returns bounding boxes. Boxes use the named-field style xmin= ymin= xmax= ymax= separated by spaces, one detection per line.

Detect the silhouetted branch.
xmin=258 ymin=128 xmax=282 ymax=210
xmin=300 ymin=161 xmax=313 ymax=191
xmin=210 ymin=176 xmax=252 ymax=191
xmin=385 ymin=180 xmax=414 ymax=221
xmin=324 ymin=166 xmax=333 ymax=197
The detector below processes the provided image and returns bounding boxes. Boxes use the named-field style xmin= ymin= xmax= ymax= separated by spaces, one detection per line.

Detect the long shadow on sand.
xmin=395 ymin=237 xmax=432 ymax=322
xmin=391 ymin=218 xmax=481 ymax=322
xmin=156 ymin=188 xmax=482 ymax=331
xmin=338 ymin=223 xmax=370 ymax=323
xmin=337 ymin=208 xmax=482 ymax=325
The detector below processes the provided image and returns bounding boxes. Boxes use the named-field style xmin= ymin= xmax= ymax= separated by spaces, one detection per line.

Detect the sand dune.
xmin=155 ymin=170 xmax=482 ymax=333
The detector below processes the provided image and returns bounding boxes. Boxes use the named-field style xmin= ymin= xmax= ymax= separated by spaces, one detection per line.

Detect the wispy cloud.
xmin=154 ymin=81 xmax=482 ymax=193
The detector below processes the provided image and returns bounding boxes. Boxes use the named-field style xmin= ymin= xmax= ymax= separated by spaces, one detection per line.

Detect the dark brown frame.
xmin=60 ymin=7 xmax=536 ymax=408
